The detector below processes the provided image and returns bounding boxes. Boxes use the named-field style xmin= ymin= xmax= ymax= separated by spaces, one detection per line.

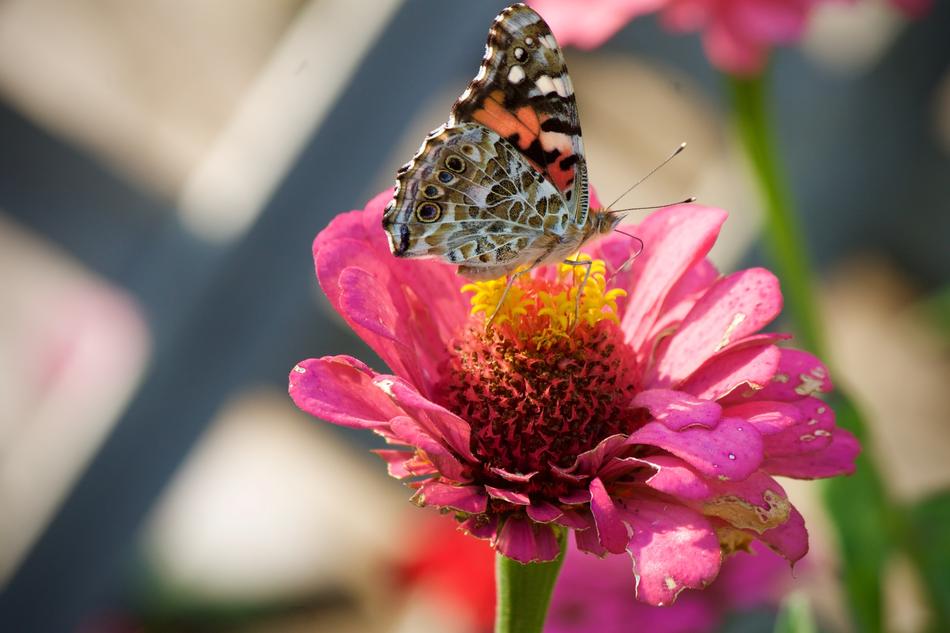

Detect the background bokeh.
xmin=1 ymin=0 xmax=948 ymax=631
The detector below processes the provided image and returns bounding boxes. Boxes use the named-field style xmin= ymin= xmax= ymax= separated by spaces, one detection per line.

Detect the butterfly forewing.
xmin=382 ymin=3 xmax=594 ymax=279
xmin=450 ymin=4 xmax=588 ymax=225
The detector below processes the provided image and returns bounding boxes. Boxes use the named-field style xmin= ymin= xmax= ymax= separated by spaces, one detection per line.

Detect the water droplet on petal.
xmin=727 ymin=452 xmax=736 ymax=460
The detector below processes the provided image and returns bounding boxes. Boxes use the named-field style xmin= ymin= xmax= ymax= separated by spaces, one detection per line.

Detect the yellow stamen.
xmin=461 ymin=255 xmax=627 ymax=349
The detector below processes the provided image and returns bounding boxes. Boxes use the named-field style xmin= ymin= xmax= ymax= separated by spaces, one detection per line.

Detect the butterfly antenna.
xmin=611 ymin=196 xmax=696 ymax=213
xmin=605 ymin=142 xmax=687 ymax=211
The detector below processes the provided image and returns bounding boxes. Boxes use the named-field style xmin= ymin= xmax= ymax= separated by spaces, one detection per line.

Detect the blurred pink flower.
xmin=529 ymin=0 xmax=816 ymax=75
xmin=289 ymin=189 xmax=858 ymax=605
xmin=529 ymin=0 xmax=934 ymax=75
xmin=548 ymin=540 xmax=787 ymax=633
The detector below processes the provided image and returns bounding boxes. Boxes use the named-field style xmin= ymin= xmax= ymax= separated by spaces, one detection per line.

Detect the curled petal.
xmin=622 ymin=498 xmax=721 ymax=606
xmin=556 ymin=434 xmax=629 ymax=478
xmin=372 ymin=375 xmax=476 ymax=462
xmin=633 ymin=389 xmax=722 ymax=430
xmin=389 ymin=416 xmax=468 ymax=481
xmin=460 ymin=514 xmax=499 ymax=540
xmin=628 ymin=418 xmax=763 ymax=481
xmin=413 ymin=480 xmax=487 ymax=514
xmin=289 ymin=356 xmax=402 ymax=430
xmin=486 ymin=485 xmax=531 ymax=506
xmin=372 ymin=449 xmax=435 ymax=479
xmin=495 ymin=516 xmax=561 ymax=563
xmin=590 ymin=478 xmax=629 ymax=554
xmin=639 ymin=455 xmax=712 ymax=500
xmin=757 ymin=504 xmax=809 ymax=563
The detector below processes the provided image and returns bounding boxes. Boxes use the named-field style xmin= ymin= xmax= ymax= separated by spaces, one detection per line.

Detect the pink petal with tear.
xmin=622 ymin=498 xmax=721 ymax=606
xmin=628 ymin=418 xmax=763 ymax=481
xmin=633 ymin=388 xmax=722 ymax=430
xmin=764 ymin=429 xmax=860 ymax=479
xmin=677 ymin=344 xmax=781 ymax=401
xmin=762 ymin=397 xmax=835 ymax=457
xmin=651 ymin=268 xmax=782 ymax=387
xmin=757 ymin=504 xmax=809 ymax=563
xmin=741 ymin=348 xmax=833 ymax=402
xmin=703 ymin=471 xmax=794 ymax=535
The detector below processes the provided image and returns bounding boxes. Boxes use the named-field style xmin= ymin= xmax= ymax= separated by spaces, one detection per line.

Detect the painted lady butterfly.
xmin=382 ymin=3 xmax=624 ymax=286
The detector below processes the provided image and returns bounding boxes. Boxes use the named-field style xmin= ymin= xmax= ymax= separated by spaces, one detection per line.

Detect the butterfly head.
xmin=593 ymin=209 xmax=627 ymax=236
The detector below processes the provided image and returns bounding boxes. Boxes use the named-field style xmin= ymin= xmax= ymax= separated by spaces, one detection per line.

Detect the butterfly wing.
xmin=450 ymin=3 xmax=589 ymax=227
xmin=382 ymin=122 xmax=571 ymax=280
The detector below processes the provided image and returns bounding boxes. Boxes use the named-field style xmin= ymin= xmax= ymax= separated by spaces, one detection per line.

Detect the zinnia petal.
xmin=628 ymin=418 xmax=763 ymax=481
xmin=622 ymin=499 xmax=721 ymax=606
xmin=495 ymin=516 xmax=561 ymax=563
xmin=288 ymin=356 xmax=403 ymax=430
xmin=632 ymin=389 xmax=722 ymax=431
xmin=621 ymin=204 xmax=727 ymax=356
xmin=650 ymin=268 xmax=782 ymax=387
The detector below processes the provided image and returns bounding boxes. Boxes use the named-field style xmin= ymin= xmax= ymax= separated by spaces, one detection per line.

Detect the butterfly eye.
xmin=445 ymin=155 xmax=466 ymax=173
xmin=423 ymin=185 xmax=442 ymax=199
xmin=438 ymin=170 xmax=455 ymax=184
xmin=415 ymin=201 xmax=442 ymax=223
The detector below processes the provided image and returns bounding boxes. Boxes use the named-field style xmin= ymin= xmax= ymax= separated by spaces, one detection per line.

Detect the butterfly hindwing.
xmin=383 ymin=123 xmax=571 ymax=279
xmin=450 ymin=3 xmax=588 ymax=226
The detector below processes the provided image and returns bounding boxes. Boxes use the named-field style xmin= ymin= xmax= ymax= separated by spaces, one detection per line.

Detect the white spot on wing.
xmin=551 ymin=76 xmax=572 ymax=97
xmin=508 ymin=65 xmax=526 ymax=84
xmin=535 ymin=74 xmax=556 ymax=95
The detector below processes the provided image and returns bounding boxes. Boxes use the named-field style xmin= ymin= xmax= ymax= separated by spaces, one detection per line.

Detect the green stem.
xmin=729 ymin=75 xmax=824 ymax=355
xmin=728 ymin=73 xmax=895 ymax=633
xmin=494 ymin=526 xmax=568 ymax=633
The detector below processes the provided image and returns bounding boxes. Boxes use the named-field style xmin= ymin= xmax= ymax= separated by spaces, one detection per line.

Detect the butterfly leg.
xmin=560 ymin=258 xmax=593 ymax=329
xmin=485 ymin=268 xmax=531 ymax=329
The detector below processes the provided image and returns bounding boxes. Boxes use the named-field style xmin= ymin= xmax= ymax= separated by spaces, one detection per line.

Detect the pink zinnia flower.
xmin=289 ymin=189 xmax=858 ymax=606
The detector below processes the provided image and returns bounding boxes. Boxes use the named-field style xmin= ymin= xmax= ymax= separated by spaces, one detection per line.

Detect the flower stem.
xmin=728 ymin=72 xmax=895 ymax=633
xmin=728 ymin=75 xmax=824 ymax=355
xmin=494 ymin=526 xmax=568 ymax=633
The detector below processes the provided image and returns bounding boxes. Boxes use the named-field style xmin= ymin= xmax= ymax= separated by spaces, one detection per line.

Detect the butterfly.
xmin=381 ymin=3 xmax=624 ymax=307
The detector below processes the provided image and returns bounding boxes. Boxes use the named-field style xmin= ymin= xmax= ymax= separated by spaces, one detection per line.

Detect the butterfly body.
xmin=382 ymin=3 xmax=622 ymax=280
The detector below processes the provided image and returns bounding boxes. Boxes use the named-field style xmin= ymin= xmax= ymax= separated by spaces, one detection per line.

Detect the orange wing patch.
xmin=471 ymin=91 xmax=577 ymax=195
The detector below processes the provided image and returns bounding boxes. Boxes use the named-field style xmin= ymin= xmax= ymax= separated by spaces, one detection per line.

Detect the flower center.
xmin=440 ymin=256 xmax=640 ymax=475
